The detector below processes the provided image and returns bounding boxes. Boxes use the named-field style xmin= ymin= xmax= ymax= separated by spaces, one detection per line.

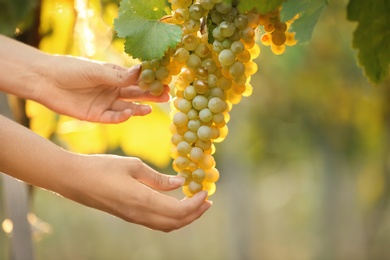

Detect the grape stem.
xmin=160 ymin=15 xmax=173 ymax=22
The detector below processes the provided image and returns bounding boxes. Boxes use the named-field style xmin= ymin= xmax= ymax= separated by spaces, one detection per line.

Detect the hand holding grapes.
xmin=35 ymin=56 xmax=171 ymax=123
xmin=0 ymin=35 xmax=170 ymax=123
xmin=0 ymin=34 xmax=212 ymax=231
xmin=0 ymin=115 xmax=211 ymax=232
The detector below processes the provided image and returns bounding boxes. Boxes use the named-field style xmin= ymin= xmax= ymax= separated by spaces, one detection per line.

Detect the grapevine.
xmin=117 ymin=0 xmax=299 ymax=198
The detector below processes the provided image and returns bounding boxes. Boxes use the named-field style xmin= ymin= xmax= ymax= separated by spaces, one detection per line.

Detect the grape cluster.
xmin=138 ymin=0 xmax=298 ymax=197
xmin=259 ymin=8 xmax=298 ymax=55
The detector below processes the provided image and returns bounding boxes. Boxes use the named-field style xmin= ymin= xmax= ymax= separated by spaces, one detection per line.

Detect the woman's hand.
xmin=0 ymin=115 xmax=212 ymax=232
xmin=34 ymin=56 xmax=170 ymax=123
xmin=63 ymin=154 xmax=212 ymax=232
xmin=0 ymin=35 xmax=169 ymax=123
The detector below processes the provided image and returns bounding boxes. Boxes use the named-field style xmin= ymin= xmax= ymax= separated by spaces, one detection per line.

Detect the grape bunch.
xmin=138 ymin=0 xmax=298 ymax=197
xmin=259 ymin=8 xmax=299 ymax=55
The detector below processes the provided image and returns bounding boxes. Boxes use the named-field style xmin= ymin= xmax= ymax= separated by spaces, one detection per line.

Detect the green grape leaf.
xmin=347 ymin=0 xmax=390 ymax=84
xmin=236 ymin=0 xmax=285 ymax=14
xmin=114 ymin=0 xmax=182 ymax=60
xmin=280 ymin=0 xmax=327 ymax=44
xmin=0 ymin=0 xmax=38 ymax=35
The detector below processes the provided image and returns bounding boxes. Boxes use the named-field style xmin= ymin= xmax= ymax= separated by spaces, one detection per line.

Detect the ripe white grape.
xmin=188 ymin=119 xmax=201 ymax=132
xmin=140 ymin=69 xmax=155 ymax=83
xmin=184 ymin=130 xmax=198 ymax=143
xmin=192 ymin=168 xmax=206 ymax=182
xmin=189 ymin=146 xmax=204 ymax=163
xmin=186 ymin=53 xmax=202 ymax=69
xmin=229 ymin=61 xmax=245 ymax=78
xmin=198 ymin=153 xmax=216 ymax=169
xmin=174 ymin=156 xmax=191 ymax=170
xmin=178 ymin=98 xmax=193 ymax=113
xmin=194 ymin=43 xmax=210 ymax=58
xmin=171 ymin=133 xmax=184 ymax=145
xmin=177 ymin=141 xmax=192 ymax=156
xmin=192 ymin=95 xmax=209 ymax=110
xmin=196 ymin=139 xmax=212 ymax=150
xmin=218 ymin=49 xmax=236 ymax=67
xmin=231 ymin=40 xmax=244 ymax=54
xmin=208 ymin=97 xmax=227 ymax=113
xmin=182 ymin=34 xmax=199 ymax=51
xmin=209 ymin=87 xmax=226 ymax=99
xmin=197 ymin=125 xmax=213 ymax=141
xmin=178 ymin=169 xmax=192 ymax=185
xmin=215 ymin=2 xmax=232 ymax=14
xmin=155 ymin=66 xmax=170 ymax=81
xmin=234 ymin=14 xmax=248 ymax=30
xmin=199 ymin=108 xmax=213 ymax=123
xmin=184 ymin=85 xmax=197 ymax=100
xmin=200 ymin=0 xmax=214 ymax=10
xmin=219 ymin=21 xmax=236 ymax=37
xmin=173 ymin=47 xmax=190 ymax=62
xmin=187 ymin=108 xmax=198 ymax=120
xmin=173 ymin=8 xmax=190 ymax=23
xmin=189 ymin=3 xmax=205 ymax=20
xmin=149 ymin=80 xmax=165 ymax=96
xmin=188 ymin=181 xmax=203 ymax=194
xmin=183 ymin=18 xmax=201 ymax=33
xmin=173 ymin=111 xmax=189 ymax=127
xmin=205 ymin=167 xmax=220 ymax=182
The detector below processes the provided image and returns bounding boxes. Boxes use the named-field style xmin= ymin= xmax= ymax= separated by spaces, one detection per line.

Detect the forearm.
xmin=0 ymin=115 xmax=73 ymax=193
xmin=0 ymin=35 xmax=50 ymax=100
xmin=0 ymin=115 xmax=122 ymax=210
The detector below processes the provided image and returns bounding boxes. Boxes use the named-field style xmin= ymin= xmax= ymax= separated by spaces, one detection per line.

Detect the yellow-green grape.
xmin=188 ymin=181 xmax=203 ymax=195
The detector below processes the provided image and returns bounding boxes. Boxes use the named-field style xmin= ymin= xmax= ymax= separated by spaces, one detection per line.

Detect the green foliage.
xmin=347 ymin=0 xmax=390 ymax=84
xmin=114 ymin=0 xmax=182 ymax=60
xmin=0 ymin=0 xmax=38 ymax=36
xmin=236 ymin=0 xmax=284 ymax=14
xmin=280 ymin=0 xmax=327 ymax=44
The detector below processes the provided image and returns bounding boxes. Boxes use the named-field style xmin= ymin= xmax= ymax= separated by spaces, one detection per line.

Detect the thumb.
xmin=133 ymin=165 xmax=185 ymax=191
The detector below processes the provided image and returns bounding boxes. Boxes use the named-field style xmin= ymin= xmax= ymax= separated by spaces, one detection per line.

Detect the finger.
xmin=131 ymin=163 xmax=185 ymax=191
xmin=111 ymin=100 xmax=152 ymax=116
xmin=102 ymin=63 xmax=128 ymax=72
xmin=120 ymin=85 xmax=171 ymax=102
xmin=125 ymin=188 xmax=212 ymax=232
xmin=90 ymin=64 xmax=141 ymax=87
xmin=148 ymin=191 xmax=212 ymax=232
xmin=94 ymin=108 xmax=134 ymax=124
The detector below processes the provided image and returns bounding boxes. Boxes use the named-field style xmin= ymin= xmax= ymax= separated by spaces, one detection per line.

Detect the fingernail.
xmin=140 ymin=105 xmax=152 ymax=113
xmin=129 ymin=64 xmax=141 ymax=72
xmin=169 ymin=176 xmax=185 ymax=186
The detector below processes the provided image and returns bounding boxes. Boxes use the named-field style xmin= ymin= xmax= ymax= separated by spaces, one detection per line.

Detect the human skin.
xmin=0 ymin=35 xmax=212 ymax=232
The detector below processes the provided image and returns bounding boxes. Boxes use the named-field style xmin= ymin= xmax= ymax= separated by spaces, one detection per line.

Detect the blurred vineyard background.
xmin=1 ymin=0 xmax=390 ymax=259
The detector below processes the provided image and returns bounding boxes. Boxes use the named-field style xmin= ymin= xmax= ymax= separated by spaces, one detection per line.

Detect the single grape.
xmin=188 ymin=181 xmax=203 ymax=194
xmin=208 ymin=97 xmax=227 ymax=113
xmin=178 ymin=169 xmax=192 ymax=185
xmin=199 ymin=108 xmax=213 ymax=123
xmin=192 ymin=168 xmax=206 ymax=182
xmin=177 ymin=141 xmax=192 ymax=156
xmin=140 ymin=69 xmax=155 ymax=83
xmin=197 ymin=125 xmax=213 ymax=141
xmin=218 ymin=49 xmax=236 ymax=67
xmin=173 ymin=111 xmax=189 ymax=127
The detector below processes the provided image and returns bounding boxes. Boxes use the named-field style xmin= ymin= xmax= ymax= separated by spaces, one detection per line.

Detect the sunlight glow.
xmin=1 ymin=218 xmax=13 ymax=234
xmin=74 ymin=0 xmax=96 ymax=57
